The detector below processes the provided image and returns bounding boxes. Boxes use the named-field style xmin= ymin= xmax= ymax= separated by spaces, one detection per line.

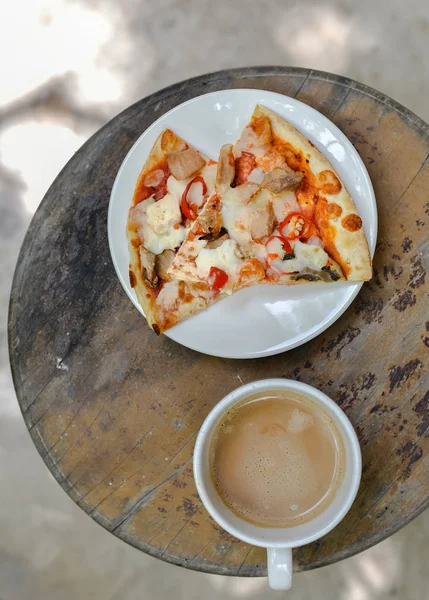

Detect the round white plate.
xmin=108 ymin=89 xmax=377 ymax=359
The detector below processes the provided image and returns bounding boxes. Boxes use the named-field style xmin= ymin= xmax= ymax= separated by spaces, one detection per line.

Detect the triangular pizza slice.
xmin=168 ymin=106 xmax=372 ymax=293
xmin=127 ymin=129 xmax=224 ymax=334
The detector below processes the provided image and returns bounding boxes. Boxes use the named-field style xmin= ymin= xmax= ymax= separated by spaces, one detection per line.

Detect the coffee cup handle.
xmin=267 ymin=547 xmax=293 ymax=590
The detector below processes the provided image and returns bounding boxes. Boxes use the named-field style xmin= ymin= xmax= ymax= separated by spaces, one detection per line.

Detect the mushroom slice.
xmin=261 ymin=167 xmax=304 ymax=194
xmin=216 ymin=144 xmax=235 ymax=191
xmin=139 ymin=246 xmax=158 ymax=288
xmin=206 ymin=232 xmax=230 ymax=249
xmin=291 ymin=272 xmax=321 ymax=282
xmin=167 ymin=148 xmax=205 ymax=180
xmin=155 ymin=249 xmax=175 ymax=281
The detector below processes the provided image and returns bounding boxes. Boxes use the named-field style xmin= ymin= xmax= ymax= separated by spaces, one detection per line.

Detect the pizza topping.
xmin=156 ymin=280 xmax=181 ymax=311
xmin=160 ymin=129 xmax=187 ymax=153
xmin=141 ymin=195 xmax=187 ymax=254
xmin=250 ymin=115 xmax=273 ymax=144
xmin=200 ymin=162 xmax=217 ymax=194
xmin=143 ymin=169 xmax=165 ymax=188
xmin=270 ymin=240 xmax=330 ymax=275
xmin=134 ymin=162 xmax=171 ymax=204
xmin=167 ymin=147 xmax=205 ymax=180
xmin=196 ymin=207 xmax=223 ymax=239
xmin=220 ymin=183 xmax=260 ymax=245
xmin=291 ymin=273 xmax=321 ymax=282
xmin=237 ymin=258 xmax=266 ymax=285
xmin=247 ymin=167 xmax=265 ymax=184
xmin=146 ymin=193 xmax=181 ymax=235
xmin=319 ymin=170 xmax=342 ymax=195
xmin=207 ymin=266 xmax=229 ymax=291
xmin=166 ymin=174 xmax=188 ymax=200
xmin=235 ymin=152 xmax=257 ymax=185
xmin=307 ymin=235 xmax=324 ymax=248
xmin=261 ymin=167 xmax=304 ymax=194
xmin=216 ymin=144 xmax=235 ymax=190
xmin=322 ymin=265 xmax=340 ymax=281
xmin=187 ymin=177 xmax=206 ymax=208
xmin=195 ymin=239 xmax=242 ymax=293
xmin=342 ymin=214 xmax=363 ymax=232
xmin=249 ymin=200 xmax=275 ymax=240
xmin=139 ymin=246 xmax=158 ymax=288
xmin=327 ymin=202 xmax=342 ymax=218
xmin=181 ymin=176 xmax=207 ymax=220
xmin=206 ymin=232 xmax=230 ymax=249
xmin=273 ymin=191 xmax=300 ymax=222
xmin=155 ymin=249 xmax=175 ymax=280
xmin=258 ymin=146 xmax=288 ymax=172
xmin=235 ymin=118 xmax=271 ymax=159
xmin=129 ymin=201 xmax=147 ymax=230
xmin=266 ymin=235 xmax=293 ymax=262
xmin=279 ymin=212 xmax=312 ymax=239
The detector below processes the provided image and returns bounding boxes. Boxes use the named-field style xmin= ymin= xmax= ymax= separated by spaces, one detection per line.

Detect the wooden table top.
xmin=9 ymin=67 xmax=429 ymax=576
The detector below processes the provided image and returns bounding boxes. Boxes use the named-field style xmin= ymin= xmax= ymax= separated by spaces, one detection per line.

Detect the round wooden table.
xmin=9 ymin=67 xmax=429 ymax=576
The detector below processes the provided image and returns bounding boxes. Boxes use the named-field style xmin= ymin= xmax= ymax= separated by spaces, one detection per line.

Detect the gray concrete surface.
xmin=1 ymin=0 xmax=428 ymax=598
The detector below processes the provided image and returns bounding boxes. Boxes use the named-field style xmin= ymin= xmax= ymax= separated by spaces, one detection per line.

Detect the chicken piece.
xmin=197 ymin=207 xmax=223 ymax=238
xmin=249 ymin=202 xmax=275 ymax=240
xmin=261 ymin=167 xmax=304 ymax=194
xmin=216 ymin=144 xmax=235 ymax=191
xmin=167 ymin=147 xmax=205 ymax=180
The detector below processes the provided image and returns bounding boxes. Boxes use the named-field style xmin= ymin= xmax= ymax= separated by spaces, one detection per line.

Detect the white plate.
xmin=108 ymin=89 xmax=377 ymax=359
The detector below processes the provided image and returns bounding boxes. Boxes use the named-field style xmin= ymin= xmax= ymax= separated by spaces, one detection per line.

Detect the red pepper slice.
xmin=207 ymin=266 xmax=229 ymax=291
xmin=265 ymin=235 xmax=293 ymax=255
xmin=181 ymin=176 xmax=207 ymax=221
xmin=279 ymin=212 xmax=313 ymax=240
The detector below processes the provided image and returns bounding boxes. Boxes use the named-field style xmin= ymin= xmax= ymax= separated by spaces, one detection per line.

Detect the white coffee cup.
xmin=193 ymin=378 xmax=361 ymax=590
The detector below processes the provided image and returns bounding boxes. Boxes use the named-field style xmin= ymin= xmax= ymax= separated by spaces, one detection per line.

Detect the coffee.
xmin=209 ymin=390 xmax=345 ymax=527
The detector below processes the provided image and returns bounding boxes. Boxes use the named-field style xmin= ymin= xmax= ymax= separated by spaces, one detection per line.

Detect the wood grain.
xmin=8 ymin=67 xmax=429 ymax=576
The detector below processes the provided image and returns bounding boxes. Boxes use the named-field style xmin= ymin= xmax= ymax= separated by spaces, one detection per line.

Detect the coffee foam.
xmin=210 ymin=392 xmax=345 ymax=527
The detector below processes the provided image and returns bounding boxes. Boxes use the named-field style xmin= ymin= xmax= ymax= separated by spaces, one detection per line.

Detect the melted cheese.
xmin=146 ymin=193 xmax=181 ymax=235
xmin=234 ymin=126 xmax=269 ymax=159
xmin=187 ymin=179 xmax=204 ymax=207
xmin=307 ymin=235 xmax=324 ymax=248
xmin=266 ymin=236 xmax=284 ymax=257
xmin=247 ymin=167 xmax=265 ymax=183
xmin=156 ymin=280 xmax=180 ymax=310
xmin=200 ymin=162 xmax=217 ymax=194
xmin=273 ymin=191 xmax=300 ymax=222
xmin=221 ymin=184 xmax=268 ymax=245
xmin=195 ymin=239 xmax=242 ymax=293
xmin=253 ymin=242 xmax=268 ymax=263
xmin=140 ymin=195 xmax=187 ymax=254
xmin=272 ymin=240 xmax=329 ymax=274
xmin=132 ymin=163 xmax=216 ymax=257
xmin=166 ymin=175 xmax=188 ymax=200
xmin=166 ymin=163 xmax=216 ymax=206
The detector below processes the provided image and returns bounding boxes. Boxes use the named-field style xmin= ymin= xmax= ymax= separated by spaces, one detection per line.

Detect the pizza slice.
xmin=127 ymin=129 xmax=223 ymax=334
xmin=168 ymin=106 xmax=372 ymax=293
